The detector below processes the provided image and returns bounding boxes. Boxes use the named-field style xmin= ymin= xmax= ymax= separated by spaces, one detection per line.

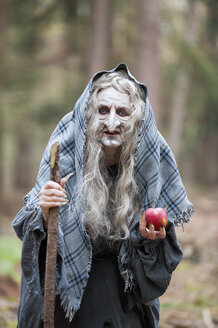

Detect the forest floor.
xmin=159 ymin=190 xmax=218 ymax=327
xmin=0 ymin=189 xmax=218 ymax=328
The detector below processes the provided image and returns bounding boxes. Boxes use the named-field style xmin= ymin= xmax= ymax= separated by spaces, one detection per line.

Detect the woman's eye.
xmin=98 ymin=107 xmax=109 ymax=115
xmin=117 ymin=109 xmax=130 ymax=117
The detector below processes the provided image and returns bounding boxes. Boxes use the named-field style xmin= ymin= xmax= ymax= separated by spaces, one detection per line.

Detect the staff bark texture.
xmin=44 ymin=142 xmax=60 ymax=328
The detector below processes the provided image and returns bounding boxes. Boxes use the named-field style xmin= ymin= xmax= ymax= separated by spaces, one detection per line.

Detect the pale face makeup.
xmin=97 ymin=87 xmax=131 ymax=154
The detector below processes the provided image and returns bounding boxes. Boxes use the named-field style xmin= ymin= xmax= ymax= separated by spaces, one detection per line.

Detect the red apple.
xmin=144 ymin=207 xmax=168 ymax=231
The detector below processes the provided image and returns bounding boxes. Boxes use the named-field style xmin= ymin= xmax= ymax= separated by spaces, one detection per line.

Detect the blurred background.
xmin=0 ymin=0 xmax=217 ymax=327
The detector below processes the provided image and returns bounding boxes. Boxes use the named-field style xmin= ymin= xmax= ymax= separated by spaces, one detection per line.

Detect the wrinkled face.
xmin=97 ymin=87 xmax=131 ymax=149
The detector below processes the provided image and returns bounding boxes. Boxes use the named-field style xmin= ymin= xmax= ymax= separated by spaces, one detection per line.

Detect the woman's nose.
xmin=105 ymin=112 xmax=120 ymax=132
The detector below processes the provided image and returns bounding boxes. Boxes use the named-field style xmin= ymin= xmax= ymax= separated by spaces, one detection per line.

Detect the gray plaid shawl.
xmin=13 ymin=63 xmax=193 ymax=321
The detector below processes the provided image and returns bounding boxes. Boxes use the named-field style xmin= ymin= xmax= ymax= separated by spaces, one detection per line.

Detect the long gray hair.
xmin=83 ymin=70 xmax=146 ymax=241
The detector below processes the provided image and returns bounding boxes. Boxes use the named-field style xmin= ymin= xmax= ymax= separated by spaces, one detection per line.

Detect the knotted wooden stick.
xmin=44 ymin=142 xmax=60 ymax=328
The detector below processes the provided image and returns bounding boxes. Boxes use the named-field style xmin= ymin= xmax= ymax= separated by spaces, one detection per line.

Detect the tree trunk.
xmin=134 ymin=0 xmax=162 ymax=126
xmin=193 ymin=135 xmax=218 ymax=185
xmin=0 ymin=108 xmax=3 ymax=197
xmin=168 ymin=0 xmax=200 ymax=159
xmin=88 ymin=0 xmax=111 ymax=77
xmin=0 ymin=0 xmax=7 ymax=197
xmin=14 ymin=122 xmax=34 ymax=191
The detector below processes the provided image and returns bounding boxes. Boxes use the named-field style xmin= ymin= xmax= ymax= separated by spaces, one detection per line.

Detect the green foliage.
xmin=0 ymin=320 xmax=17 ymax=328
xmin=160 ymin=302 xmax=180 ymax=309
xmin=8 ymin=1 xmax=41 ymax=54
xmin=163 ymin=2 xmax=218 ymax=175
xmin=193 ymin=297 xmax=213 ymax=308
xmin=182 ymin=41 xmax=218 ymax=102
xmin=0 ymin=236 xmax=21 ymax=282
xmin=32 ymin=100 xmax=70 ymax=126
xmin=201 ymin=0 xmax=218 ymax=43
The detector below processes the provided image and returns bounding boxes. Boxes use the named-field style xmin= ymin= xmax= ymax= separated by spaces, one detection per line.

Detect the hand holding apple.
xmin=145 ymin=207 xmax=168 ymax=231
xmin=139 ymin=207 xmax=168 ymax=240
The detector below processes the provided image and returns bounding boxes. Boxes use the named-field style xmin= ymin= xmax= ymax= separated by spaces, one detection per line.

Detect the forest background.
xmin=0 ymin=0 xmax=218 ymax=327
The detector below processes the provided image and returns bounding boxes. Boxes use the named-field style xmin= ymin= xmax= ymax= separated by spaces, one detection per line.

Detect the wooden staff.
xmin=44 ymin=142 xmax=60 ymax=328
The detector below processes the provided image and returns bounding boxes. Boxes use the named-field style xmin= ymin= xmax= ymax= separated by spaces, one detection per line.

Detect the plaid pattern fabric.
xmin=12 ymin=63 xmax=193 ymax=321
xmin=135 ymin=97 xmax=193 ymax=225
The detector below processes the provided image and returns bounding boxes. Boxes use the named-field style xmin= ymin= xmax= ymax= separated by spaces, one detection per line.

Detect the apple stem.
xmin=151 ymin=203 xmax=155 ymax=208
xmin=164 ymin=205 xmax=168 ymax=212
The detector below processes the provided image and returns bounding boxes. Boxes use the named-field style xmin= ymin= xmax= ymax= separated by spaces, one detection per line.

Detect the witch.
xmin=13 ymin=64 xmax=193 ymax=328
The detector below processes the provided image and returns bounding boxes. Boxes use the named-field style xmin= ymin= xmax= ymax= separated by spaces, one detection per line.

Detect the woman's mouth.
xmin=104 ymin=131 xmax=120 ymax=135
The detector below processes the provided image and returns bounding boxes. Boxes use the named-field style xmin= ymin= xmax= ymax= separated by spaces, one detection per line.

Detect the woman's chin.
xmin=102 ymin=138 xmax=121 ymax=148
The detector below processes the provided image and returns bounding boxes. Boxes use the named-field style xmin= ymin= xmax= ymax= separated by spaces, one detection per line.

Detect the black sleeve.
xmin=129 ymin=219 xmax=183 ymax=303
